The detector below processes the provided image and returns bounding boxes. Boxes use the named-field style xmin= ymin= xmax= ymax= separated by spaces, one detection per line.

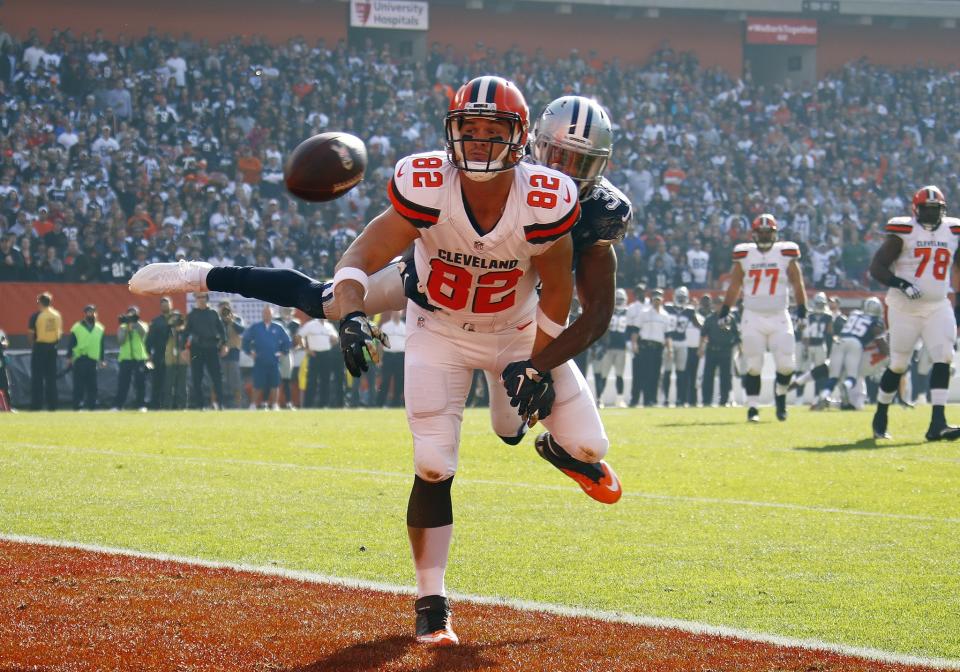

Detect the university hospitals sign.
xmin=746 ymin=17 xmax=818 ymax=45
xmin=350 ymin=0 xmax=429 ymax=30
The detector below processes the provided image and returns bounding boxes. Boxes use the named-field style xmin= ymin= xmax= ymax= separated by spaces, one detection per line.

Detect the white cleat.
xmin=129 ymin=260 xmax=212 ymax=296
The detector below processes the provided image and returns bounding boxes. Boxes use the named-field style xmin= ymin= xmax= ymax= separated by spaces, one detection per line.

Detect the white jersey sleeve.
xmin=735 ymin=241 xmax=798 ymax=314
xmin=887 ymin=216 xmax=960 ymax=304
xmin=514 ymin=162 xmax=581 ymax=248
xmin=387 ymin=151 xmax=450 ymax=229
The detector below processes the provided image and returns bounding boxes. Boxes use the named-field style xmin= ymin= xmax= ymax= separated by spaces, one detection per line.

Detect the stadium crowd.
xmin=0 ymin=27 xmax=959 ymax=291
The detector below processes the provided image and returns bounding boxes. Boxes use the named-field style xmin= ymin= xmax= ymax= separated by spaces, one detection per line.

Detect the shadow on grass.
xmin=288 ymin=634 xmax=547 ymax=672
xmin=794 ymin=438 xmax=920 ymax=453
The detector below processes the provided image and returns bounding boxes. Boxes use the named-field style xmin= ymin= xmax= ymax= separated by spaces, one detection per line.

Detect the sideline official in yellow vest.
xmin=28 ymin=291 xmax=63 ymax=411
xmin=67 ymin=305 xmax=105 ymax=410
xmin=113 ymin=306 xmax=150 ymax=411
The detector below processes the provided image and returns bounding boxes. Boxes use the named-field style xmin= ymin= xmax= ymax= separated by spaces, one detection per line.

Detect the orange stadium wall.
xmin=817 ymin=22 xmax=960 ymax=74
xmin=7 ymin=1 xmax=742 ymax=71
xmin=0 ymin=283 xmax=187 ymax=338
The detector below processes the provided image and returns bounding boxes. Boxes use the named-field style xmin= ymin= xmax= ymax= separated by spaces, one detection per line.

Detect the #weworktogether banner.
xmin=746 ymin=17 xmax=818 ymax=46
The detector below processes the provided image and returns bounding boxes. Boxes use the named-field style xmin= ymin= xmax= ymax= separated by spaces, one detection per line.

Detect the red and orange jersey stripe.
xmin=885 ymin=223 xmax=913 ymax=234
xmin=387 ymin=177 xmax=440 ymax=228
xmin=781 ymin=247 xmax=800 ymax=257
xmin=950 ymin=225 xmax=960 ymax=235
xmin=732 ymin=250 xmax=748 ymax=259
xmin=524 ymin=202 xmax=581 ymax=244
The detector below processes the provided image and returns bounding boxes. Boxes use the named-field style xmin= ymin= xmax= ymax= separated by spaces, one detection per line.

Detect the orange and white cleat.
xmin=535 ymin=432 xmax=622 ymax=504
xmin=415 ymin=595 xmax=459 ymax=646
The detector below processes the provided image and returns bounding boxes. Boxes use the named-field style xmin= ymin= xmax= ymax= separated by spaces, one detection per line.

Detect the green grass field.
xmin=2 ymin=407 xmax=959 ymax=660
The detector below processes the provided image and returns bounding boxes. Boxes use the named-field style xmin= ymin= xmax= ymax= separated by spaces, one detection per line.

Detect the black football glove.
xmin=339 ymin=311 xmax=389 ymax=377
xmin=501 ymin=360 xmax=556 ymax=426
xmin=398 ymin=257 xmax=436 ymax=312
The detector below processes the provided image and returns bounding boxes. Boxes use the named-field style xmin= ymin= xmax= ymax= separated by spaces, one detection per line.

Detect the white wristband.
xmin=332 ymin=267 xmax=369 ymax=297
xmin=536 ymin=306 xmax=566 ymax=338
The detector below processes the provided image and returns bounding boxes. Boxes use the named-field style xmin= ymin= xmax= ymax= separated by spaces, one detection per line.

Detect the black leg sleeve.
xmin=206 ymin=266 xmax=329 ymax=319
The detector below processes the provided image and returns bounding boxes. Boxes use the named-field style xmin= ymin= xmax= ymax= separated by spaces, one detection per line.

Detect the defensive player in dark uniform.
xmin=811 ymin=297 xmax=886 ymax=410
xmin=789 ymin=292 xmax=833 ymax=398
xmin=594 ymin=288 xmax=630 ymax=407
xmin=130 ymin=94 xmax=632 ymax=466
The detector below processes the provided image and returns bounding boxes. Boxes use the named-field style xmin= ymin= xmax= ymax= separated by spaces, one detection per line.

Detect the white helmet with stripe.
xmin=531 ymin=96 xmax=613 ymax=198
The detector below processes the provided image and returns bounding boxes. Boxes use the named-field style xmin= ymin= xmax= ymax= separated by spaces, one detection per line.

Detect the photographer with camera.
xmin=163 ymin=310 xmax=190 ymax=409
xmin=146 ymin=297 xmax=173 ymax=409
xmin=218 ymin=300 xmax=245 ymax=409
xmin=112 ymin=305 xmax=150 ymax=411
xmin=67 ymin=305 xmax=106 ymax=410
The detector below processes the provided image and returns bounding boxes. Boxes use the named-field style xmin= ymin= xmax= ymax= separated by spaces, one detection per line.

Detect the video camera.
xmin=118 ymin=310 xmax=140 ymax=325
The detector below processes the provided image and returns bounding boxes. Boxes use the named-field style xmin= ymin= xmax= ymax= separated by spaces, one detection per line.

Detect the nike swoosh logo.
xmin=516 ymin=321 xmax=532 ymax=330
xmin=563 ymin=187 xmax=571 ymax=204
xmin=607 ymin=478 xmax=621 ymax=494
xmin=397 ymin=163 xmax=406 ymax=178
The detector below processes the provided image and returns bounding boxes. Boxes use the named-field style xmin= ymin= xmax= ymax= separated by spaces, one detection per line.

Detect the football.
xmin=284 ymin=131 xmax=368 ymax=202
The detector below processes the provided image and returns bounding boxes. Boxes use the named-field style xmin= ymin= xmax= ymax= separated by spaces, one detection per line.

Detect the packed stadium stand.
xmin=1 ymin=8 xmax=959 ymax=296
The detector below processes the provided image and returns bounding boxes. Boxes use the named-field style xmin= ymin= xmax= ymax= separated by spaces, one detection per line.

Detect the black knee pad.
xmin=743 ymin=374 xmax=761 ymax=396
xmin=406 ymin=475 xmax=454 ymax=528
xmin=879 ymin=368 xmax=903 ymax=393
xmin=498 ymin=432 xmax=525 ymax=446
xmin=775 ymin=372 xmax=793 ymax=386
xmin=930 ymin=362 xmax=950 ymax=390
xmin=811 ymin=364 xmax=829 ymax=382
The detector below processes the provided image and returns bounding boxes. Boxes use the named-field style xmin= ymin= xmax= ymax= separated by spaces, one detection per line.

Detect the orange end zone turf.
xmin=0 ymin=540 xmax=944 ymax=671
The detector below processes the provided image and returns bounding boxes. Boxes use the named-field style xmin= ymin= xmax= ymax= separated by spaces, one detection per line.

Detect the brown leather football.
xmin=284 ymin=132 xmax=368 ymax=202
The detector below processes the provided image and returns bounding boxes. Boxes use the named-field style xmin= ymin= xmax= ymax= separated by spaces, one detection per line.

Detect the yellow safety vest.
xmin=34 ymin=307 xmax=63 ymax=344
xmin=71 ymin=321 xmax=105 ymax=360
xmin=118 ymin=322 xmax=148 ymax=362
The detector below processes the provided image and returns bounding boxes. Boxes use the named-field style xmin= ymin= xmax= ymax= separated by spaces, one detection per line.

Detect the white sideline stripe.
xmin=6 ymin=442 xmax=960 ymax=525
xmin=2 ymin=532 xmax=958 ymax=670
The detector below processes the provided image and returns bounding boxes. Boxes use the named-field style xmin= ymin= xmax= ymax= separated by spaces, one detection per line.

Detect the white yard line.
xmin=5 ymin=442 xmax=960 ymax=524
xmin=1 ymin=532 xmax=957 ymax=670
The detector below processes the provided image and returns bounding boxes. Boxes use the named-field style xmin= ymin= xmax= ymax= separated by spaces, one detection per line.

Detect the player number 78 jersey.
xmin=885 ymin=216 xmax=960 ymax=306
xmin=732 ymin=241 xmax=799 ymax=314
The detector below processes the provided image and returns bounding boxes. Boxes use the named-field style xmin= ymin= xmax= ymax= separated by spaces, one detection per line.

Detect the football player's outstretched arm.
xmin=334 ymin=206 xmax=420 ymax=376
xmin=334 ymin=206 xmax=420 ymax=316
xmin=530 ymin=235 xmax=575 ymax=362
xmin=529 ymin=242 xmax=615 ymax=372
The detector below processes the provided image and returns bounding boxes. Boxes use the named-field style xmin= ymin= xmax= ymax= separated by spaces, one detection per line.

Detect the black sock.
xmin=207 ymin=266 xmax=328 ymax=318
xmin=933 ymin=405 xmax=946 ymax=425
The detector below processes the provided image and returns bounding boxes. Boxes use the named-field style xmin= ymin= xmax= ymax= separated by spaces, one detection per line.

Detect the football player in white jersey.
xmin=132 ymin=79 xmax=623 ymax=647
xmin=869 ymin=185 xmax=960 ymax=441
xmin=719 ymin=214 xmax=808 ymax=422
xmin=130 ymin=94 xmax=631 ymax=504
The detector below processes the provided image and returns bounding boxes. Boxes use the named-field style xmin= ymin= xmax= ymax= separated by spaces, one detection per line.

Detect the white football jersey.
xmin=388 ymin=151 xmax=580 ymax=327
xmin=733 ymin=241 xmax=800 ymax=314
xmin=885 ymin=216 xmax=960 ymax=305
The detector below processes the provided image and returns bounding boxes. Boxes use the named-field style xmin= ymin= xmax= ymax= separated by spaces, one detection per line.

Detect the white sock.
xmin=411 ymin=524 xmax=452 ymax=598
xmin=747 ymin=395 xmax=759 ymax=409
xmin=931 ymin=389 xmax=949 ymax=406
xmin=877 ymin=390 xmax=896 ymax=405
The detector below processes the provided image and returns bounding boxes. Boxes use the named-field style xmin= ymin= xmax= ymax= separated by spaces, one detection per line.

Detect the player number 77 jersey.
xmin=885 ymin=216 xmax=960 ymax=304
xmin=732 ymin=241 xmax=799 ymax=314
